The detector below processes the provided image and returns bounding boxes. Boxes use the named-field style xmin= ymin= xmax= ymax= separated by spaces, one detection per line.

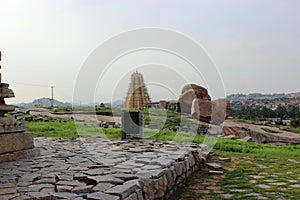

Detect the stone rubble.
xmin=0 ymin=137 xmax=208 ymax=200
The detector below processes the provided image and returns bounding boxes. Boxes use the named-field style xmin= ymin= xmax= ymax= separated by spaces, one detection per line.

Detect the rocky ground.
xmin=222 ymin=120 xmax=300 ymax=145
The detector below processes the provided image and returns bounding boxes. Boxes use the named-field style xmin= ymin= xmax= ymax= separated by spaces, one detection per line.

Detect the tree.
xmin=275 ymin=105 xmax=287 ymax=120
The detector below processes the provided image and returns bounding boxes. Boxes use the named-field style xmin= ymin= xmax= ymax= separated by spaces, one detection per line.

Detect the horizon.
xmin=1 ymin=1 xmax=299 ymax=104
xmin=12 ymin=90 xmax=300 ymax=105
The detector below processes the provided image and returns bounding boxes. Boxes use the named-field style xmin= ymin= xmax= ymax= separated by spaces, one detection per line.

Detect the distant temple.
xmin=123 ymin=71 xmax=151 ymax=109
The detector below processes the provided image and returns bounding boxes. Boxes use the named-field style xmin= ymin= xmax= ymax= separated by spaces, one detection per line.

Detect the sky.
xmin=0 ymin=0 xmax=299 ymax=104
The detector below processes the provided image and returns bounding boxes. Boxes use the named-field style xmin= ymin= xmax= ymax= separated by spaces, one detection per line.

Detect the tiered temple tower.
xmin=123 ymin=71 xmax=151 ymax=109
xmin=0 ymin=51 xmax=39 ymax=163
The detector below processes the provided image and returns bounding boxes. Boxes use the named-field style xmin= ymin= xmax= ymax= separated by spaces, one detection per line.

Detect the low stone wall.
xmin=137 ymin=147 xmax=203 ymax=200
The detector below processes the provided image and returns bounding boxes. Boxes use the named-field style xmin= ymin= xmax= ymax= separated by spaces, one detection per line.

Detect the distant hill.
xmin=13 ymin=98 xmax=125 ymax=108
xmin=227 ymin=92 xmax=300 ymax=101
xmin=104 ymin=100 xmax=124 ymax=108
xmin=14 ymin=98 xmax=72 ymax=108
xmin=227 ymin=92 xmax=300 ymax=115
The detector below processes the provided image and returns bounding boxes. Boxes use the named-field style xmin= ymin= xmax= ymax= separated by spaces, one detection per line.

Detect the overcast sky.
xmin=0 ymin=0 xmax=299 ymax=104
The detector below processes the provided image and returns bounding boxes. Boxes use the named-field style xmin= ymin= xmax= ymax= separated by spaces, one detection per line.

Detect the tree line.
xmin=230 ymin=103 xmax=300 ymax=127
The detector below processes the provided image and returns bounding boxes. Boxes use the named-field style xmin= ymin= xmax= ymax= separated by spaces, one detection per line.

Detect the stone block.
xmin=0 ymin=148 xmax=40 ymax=163
xmin=87 ymin=192 xmax=120 ymax=200
xmin=0 ymin=132 xmax=34 ymax=154
xmin=121 ymin=111 xmax=144 ymax=139
xmin=105 ymin=180 xmax=139 ymax=199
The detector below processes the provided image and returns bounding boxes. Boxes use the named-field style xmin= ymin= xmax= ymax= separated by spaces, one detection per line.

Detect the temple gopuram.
xmin=123 ymin=71 xmax=151 ymax=109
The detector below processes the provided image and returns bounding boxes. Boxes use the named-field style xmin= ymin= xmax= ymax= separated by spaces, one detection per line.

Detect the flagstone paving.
xmin=0 ymin=138 xmax=205 ymax=200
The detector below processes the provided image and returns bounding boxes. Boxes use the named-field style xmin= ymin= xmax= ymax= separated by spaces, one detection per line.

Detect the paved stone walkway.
xmin=0 ymin=138 xmax=204 ymax=200
xmin=173 ymin=154 xmax=300 ymax=199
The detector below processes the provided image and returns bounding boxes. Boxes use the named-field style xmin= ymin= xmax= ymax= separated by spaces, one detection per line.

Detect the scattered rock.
xmin=209 ymin=170 xmax=224 ymax=175
xmin=218 ymin=157 xmax=231 ymax=162
xmin=290 ymin=184 xmax=300 ymax=188
xmin=206 ymin=163 xmax=223 ymax=170
xmin=222 ymin=194 xmax=233 ymax=199
xmin=257 ymin=184 xmax=271 ymax=189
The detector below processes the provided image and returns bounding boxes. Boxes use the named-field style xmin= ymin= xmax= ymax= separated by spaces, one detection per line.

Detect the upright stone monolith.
xmin=121 ymin=110 xmax=144 ymax=140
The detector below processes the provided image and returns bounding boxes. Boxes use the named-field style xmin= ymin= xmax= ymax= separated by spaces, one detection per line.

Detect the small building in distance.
xmin=143 ymin=100 xmax=179 ymax=111
xmin=123 ymin=71 xmax=151 ymax=109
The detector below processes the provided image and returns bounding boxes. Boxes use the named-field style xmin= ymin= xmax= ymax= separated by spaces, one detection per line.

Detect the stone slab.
xmin=0 ymin=148 xmax=40 ymax=163
xmin=0 ymin=132 xmax=34 ymax=154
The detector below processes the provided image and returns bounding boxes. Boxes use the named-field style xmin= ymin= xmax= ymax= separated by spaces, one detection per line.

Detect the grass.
xmin=283 ymin=127 xmax=300 ymax=134
xmin=27 ymin=118 xmax=78 ymax=138
xmin=172 ymin=141 xmax=300 ymax=199
xmin=261 ymin=127 xmax=282 ymax=134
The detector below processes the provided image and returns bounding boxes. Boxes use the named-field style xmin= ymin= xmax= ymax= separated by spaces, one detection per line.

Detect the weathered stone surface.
xmin=211 ymin=99 xmax=230 ymax=124
xmin=209 ymin=170 xmax=224 ymax=175
xmin=8 ymin=195 xmax=31 ymax=200
xmin=223 ymin=120 xmax=300 ymax=144
xmin=191 ymin=99 xmax=211 ymax=121
xmin=105 ymin=180 xmax=139 ymax=199
xmin=151 ymin=158 xmax=174 ymax=167
xmin=55 ymin=185 xmax=73 ymax=192
xmin=0 ymin=132 xmax=34 ymax=154
xmin=141 ymin=178 xmax=156 ymax=200
xmin=124 ymin=192 xmax=138 ymax=200
xmin=206 ymin=163 xmax=223 ymax=170
xmin=87 ymin=192 xmax=120 ymax=200
xmin=174 ymin=162 xmax=184 ymax=177
xmin=0 ymin=188 xmax=16 ymax=195
xmin=92 ymin=183 xmax=114 ymax=192
xmin=178 ymin=84 xmax=211 ymax=114
xmin=71 ymin=185 xmax=93 ymax=194
xmin=83 ymin=169 xmax=110 ymax=176
xmin=218 ymin=157 xmax=231 ymax=162
xmin=136 ymin=189 xmax=143 ymax=200
xmin=257 ymin=184 xmax=271 ymax=189
xmin=191 ymin=99 xmax=230 ymax=124
xmin=51 ymin=192 xmax=79 ymax=199
xmin=56 ymin=180 xmax=85 ymax=187
xmin=112 ymin=173 xmax=139 ymax=181
xmin=157 ymin=175 xmax=167 ymax=198
xmin=26 ymin=192 xmax=51 ymax=200
xmin=86 ymin=175 xmax=124 ymax=185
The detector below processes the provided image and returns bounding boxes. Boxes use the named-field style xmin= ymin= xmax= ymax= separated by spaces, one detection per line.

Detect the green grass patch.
xmin=283 ymin=127 xmax=300 ymax=134
xmin=261 ymin=127 xmax=282 ymax=134
xmin=27 ymin=118 xmax=78 ymax=138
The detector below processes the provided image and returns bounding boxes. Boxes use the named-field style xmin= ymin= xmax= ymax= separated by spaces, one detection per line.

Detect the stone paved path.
xmin=0 ymin=138 xmax=204 ymax=200
xmin=172 ymin=154 xmax=300 ymax=200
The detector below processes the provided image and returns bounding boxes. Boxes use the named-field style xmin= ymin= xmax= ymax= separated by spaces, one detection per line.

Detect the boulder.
xmin=191 ymin=99 xmax=211 ymax=122
xmin=181 ymin=84 xmax=211 ymax=98
xmin=178 ymin=84 xmax=230 ymax=124
xmin=211 ymin=99 xmax=231 ymax=125
xmin=178 ymin=84 xmax=211 ymax=114
xmin=190 ymin=98 xmax=230 ymax=124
